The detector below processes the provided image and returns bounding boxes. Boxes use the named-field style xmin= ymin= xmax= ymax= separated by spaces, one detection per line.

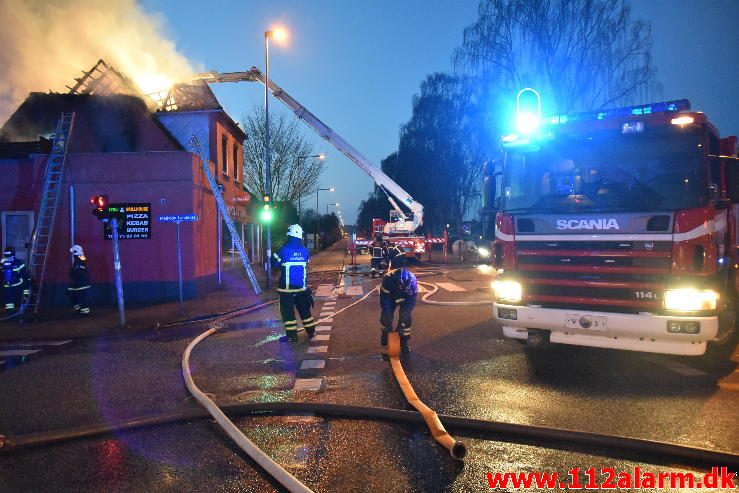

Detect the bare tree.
xmin=242 ymin=105 xmax=325 ymax=204
xmin=454 ymin=0 xmax=659 ymax=113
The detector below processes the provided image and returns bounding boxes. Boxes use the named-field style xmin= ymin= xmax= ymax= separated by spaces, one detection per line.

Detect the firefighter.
xmin=2 ymin=247 xmax=29 ymax=313
xmin=272 ymin=224 xmax=316 ymax=342
xmin=370 ymin=233 xmax=387 ymax=278
xmin=387 ymin=241 xmax=405 ymax=267
xmin=379 ymin=247 xmax=418 ymax=354
xmin=68 ymin=245 xmax=91 ymax=315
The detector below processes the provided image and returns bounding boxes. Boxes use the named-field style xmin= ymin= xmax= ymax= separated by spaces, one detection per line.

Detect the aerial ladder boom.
xmin=195 ymin=68 xmax=424 ymax=233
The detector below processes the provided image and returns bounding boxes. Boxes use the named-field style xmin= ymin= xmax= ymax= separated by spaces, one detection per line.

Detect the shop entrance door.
xmin=1 ymin=211 xmax=34 ymax=261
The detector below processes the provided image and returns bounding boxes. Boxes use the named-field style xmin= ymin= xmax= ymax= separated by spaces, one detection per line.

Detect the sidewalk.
xmin=0 ymin=242 xmax=346 ymax=342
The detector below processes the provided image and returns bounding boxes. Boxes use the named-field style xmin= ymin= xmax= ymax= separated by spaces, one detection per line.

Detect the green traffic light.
xmin=259 ymin=207 xmax=274 ymax=222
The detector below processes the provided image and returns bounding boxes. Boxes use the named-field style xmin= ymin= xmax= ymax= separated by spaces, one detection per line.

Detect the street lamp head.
xmin=329 ymin=187 xmax=335 ymax=192
xmin=318 ymin=154 xmax=326 ymax=160
xmin=266 ymin=27 xmax=288 ymax=41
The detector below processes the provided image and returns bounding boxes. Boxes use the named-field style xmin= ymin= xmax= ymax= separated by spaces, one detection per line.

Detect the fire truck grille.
xmin=515 ymin=241 xmax=672 ymax=313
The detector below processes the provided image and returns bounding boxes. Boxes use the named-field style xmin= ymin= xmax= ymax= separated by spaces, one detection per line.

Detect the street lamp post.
xmin=326 ymin=202 xmax=339 ymax=215
xmin=315 ymin=186 xmax=334 ymax=251
xmin=263 ymin=27 xmax=286 ymax=289
xmin=296 ymin=153 xmax=325 ymax=222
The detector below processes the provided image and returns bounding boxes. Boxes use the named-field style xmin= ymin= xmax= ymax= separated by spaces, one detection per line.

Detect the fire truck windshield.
xmin=501 ymin=128 xmax=707 ymax=213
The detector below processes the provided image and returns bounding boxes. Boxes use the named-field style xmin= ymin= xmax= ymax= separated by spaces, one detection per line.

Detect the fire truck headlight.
xmin=477 ymin=247 xmax=490 ymax=258
xmin=492 ymin=280 xmax=522 ymax=303
xmin=664 ymin=289 xmax=719 ymax=311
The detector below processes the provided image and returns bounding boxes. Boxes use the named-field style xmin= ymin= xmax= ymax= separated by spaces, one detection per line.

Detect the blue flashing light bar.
xmin=544 ymin=99 xmax=691 ymax=127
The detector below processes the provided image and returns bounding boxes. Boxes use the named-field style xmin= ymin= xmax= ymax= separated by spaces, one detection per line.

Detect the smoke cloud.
xmin=0 ymin=0 xmax=198 ymax=124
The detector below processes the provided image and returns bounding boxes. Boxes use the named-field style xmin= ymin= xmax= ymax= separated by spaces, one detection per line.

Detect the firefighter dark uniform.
xmin=272 ymin=224 xmax=316 ymax=342
xmin=2 ymin=247 xmax=29 ymax=312
xmin=68 ymin=245 xmax=91 ymax=315
xmin=387 ymin=242 xmax=405 ymax=269
xmin=379 ymin=249 xmax=418 ymax=354
xmin=370 ymin=235 xmax=388 ymax=278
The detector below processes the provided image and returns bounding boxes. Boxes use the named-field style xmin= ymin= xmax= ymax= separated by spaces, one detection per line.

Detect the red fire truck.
xmin=491 ymin=99 xmax=739 ymax=356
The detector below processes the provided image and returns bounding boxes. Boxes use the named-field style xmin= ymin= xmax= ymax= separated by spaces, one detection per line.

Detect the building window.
xmin=233 ymin=143 xmax=239 ymax=181
xmin=221 ymin=135 xmax=228 ymax=175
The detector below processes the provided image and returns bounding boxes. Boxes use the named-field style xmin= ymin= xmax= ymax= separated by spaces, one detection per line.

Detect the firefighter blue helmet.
xmin=399 ymin=268 xmax=417 ymax=296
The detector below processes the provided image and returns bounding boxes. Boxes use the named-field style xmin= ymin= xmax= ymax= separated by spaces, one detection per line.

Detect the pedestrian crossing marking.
xmin=315 ymin=326 xmax=331 ymax=332
xmin=293 ymin=378 xmax=323 ymax=391
xmin=307 ymin=346 xmax=328 ymax=354
xmin=323 ymin=301 xmax=336 ymax=305
xmin=313 ymin=334 xmax=330 ymax=341
xmin=319 ymin=313 xmax=335 ymax=318
xmin=314 ymin=284 xmax=335 ymax=297
xmin=346 ymin=286 xmax=363 ymax=296
xmin=300 ymin=360 xmax=326 ymax=370
xmin=0 ymin=349 xmax=41 ymax=357
xmin=436 ymin=282 xmax=466 ymax=292
xmin=320 ymin=318 xmax=333 ymax=323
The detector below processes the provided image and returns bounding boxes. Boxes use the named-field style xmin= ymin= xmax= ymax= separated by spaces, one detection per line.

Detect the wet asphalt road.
xmin=1 ymin=254 xmax=738 ymax=492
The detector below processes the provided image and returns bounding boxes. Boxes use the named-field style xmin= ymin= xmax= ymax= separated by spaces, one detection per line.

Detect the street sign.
xmin=104 ymin=203 xmax=152 ymax=240
xmin=158 ymin=214 xmax=198 ymax=223
xmin=157 ymin=213 xmax=198 ymax=315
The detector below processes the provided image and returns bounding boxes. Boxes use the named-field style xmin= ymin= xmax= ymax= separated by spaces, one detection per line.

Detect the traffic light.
xmin=259 ymin=203 xmax=274 ymax=223
xmin=91 ymin=194 xmax=109 ymax=221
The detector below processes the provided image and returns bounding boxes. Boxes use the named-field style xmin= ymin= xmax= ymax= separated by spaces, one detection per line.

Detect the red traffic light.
xmin=91 ymin=194 xmax=108 ymax=209
xmin=91 ymin=194 xmax=109 ymax=220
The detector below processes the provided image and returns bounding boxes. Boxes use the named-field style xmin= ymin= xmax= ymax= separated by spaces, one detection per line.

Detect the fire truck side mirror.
xmin=708 ymin=184 xmax=719 ymax=203
xmin=721 ymin=157 xmax=739 ymax=204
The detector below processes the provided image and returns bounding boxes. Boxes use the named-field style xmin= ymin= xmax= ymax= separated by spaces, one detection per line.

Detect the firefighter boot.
xmin=400 ymin=335 xmax=410 ymax=354
xmin=380 ymin=330 xmax=388 ymax=347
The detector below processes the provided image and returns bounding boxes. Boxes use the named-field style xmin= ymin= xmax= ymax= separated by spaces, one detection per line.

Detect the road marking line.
xmin=649 ymin=358 xmax=708 ymax=377
xmin=0 ymin=340 xmax=73 ymax=347
xmin=312 ymin=334 xmax=330 ymax=341
xmin=319 ymin=312 xmax=335 ymax=317
xmin=323 ymin=301 xmax=336 ymax=305
xmin=0 ymin=349 xmax=41 ymax=357
xmin=315 ymin=326 xmax=331 ymax=332
xmin=293 ymin=378 xmax=323 ymax=391
xmin=436 ymin=282 xmax=466 ymax=292
xmin=300 ymin=360 xmax=326 ymax=370
xmin=321 ymin=318 xmax=333 ymax=323
xmin=307 ymin=346 xmax=328 ymax=354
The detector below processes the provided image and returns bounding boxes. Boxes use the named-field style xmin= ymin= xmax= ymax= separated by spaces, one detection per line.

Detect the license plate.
xmin=565 ymin=313 xmax=607 ymax=331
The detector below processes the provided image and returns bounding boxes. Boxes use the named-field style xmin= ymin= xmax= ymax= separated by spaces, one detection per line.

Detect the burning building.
xmin=0 ymin=60 xmax=253 ymax=308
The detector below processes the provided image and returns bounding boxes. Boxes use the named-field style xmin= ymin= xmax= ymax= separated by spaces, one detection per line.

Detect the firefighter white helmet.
xmin=286 ymin=224 xmax=303 ymax=238
xmin=70 ymin=244 xmax=84 ymax=256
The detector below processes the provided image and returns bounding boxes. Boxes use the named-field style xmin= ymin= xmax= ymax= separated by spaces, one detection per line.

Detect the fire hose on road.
xmin=386 ymin=331 xmax=467 ymax=460
xmin=4 ymin=280 xmax=739 ymax=488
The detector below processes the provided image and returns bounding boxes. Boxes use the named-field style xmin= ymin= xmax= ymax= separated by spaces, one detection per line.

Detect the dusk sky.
xmin=140 ymin=0 xmax=739 ymax=225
